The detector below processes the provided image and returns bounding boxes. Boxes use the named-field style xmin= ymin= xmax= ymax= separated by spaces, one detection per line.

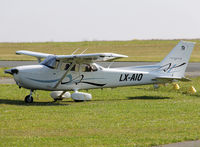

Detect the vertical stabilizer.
xmin=158 ymin=41 xmax=195 ymax=77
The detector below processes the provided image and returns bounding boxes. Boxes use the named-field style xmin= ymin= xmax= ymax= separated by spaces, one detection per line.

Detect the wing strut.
xmin=80 ymin=48 xmax=88 ymax=54
xmin=54 ymin=61 xmax=75 ymax=88
xmin=71 ymin=48 xmax=79 ymax=55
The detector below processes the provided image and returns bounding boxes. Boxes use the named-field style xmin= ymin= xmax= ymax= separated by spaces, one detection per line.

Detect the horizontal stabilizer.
xmin=153 ymin=76 xmax=191 ymax=83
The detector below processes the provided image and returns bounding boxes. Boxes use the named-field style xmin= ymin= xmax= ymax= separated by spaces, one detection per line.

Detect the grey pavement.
xmin=158 ymin=140 xmax=200 ymax=147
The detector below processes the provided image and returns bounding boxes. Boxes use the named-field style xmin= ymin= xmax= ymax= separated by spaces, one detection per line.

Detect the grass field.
xmin=0 ymin=40 xmax=200 ymax=62
xmin=0 ymin=67 xmax=12 ymax=78
xmin=1 ymin=78 xmax=200 ymax=146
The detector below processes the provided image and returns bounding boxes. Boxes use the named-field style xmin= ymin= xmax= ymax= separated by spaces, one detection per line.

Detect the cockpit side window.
xmin=60 ymin=62 xmax=80 ymax=72
xmin=71 ymin=64 xmax=80 ymax=72
xmin=60 ymin=62 xmax=71 ymax=70
xmin=81 ymin=64 xmax=98 ymax=72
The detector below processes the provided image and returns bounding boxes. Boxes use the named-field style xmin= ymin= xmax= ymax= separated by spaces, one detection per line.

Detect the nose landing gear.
xmin=24 ymin=90 xmax=34 ymax=103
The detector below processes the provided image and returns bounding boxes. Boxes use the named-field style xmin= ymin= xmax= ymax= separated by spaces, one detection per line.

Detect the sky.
xmin=0 ymin=0 xmax=200 ymax=42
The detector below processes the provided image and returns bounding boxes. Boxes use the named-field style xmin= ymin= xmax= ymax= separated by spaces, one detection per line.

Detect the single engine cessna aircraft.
xmin=5 ymin=41 xmax=195 ymax=103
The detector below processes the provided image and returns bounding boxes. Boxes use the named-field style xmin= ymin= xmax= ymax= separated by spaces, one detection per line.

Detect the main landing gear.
xmin=24 ymin=90 xmax=92 ymax=103
xmin=24 ymin=90 xmax=34 ymax=103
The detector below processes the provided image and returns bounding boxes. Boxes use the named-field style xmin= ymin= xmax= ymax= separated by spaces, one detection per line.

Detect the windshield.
xmin=40 ymin=55 xmax=57 ymax=69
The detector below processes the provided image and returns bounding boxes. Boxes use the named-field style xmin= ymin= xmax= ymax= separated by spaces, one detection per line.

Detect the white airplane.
xmin=5 ymin=41 xmax=195 ymax=103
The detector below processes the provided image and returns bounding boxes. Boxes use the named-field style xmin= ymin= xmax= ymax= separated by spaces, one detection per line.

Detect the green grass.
xmin=0 ymin=67 xmax=12 ymax=78
xmin=1 ymin=78 xmax=200 ymax=146
xmin=0 ymin=40 xmax=200 ymax=62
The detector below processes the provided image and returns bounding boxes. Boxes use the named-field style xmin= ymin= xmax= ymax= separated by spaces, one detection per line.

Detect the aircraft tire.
xmin=25 ymin=95 xmax=33 ymax=103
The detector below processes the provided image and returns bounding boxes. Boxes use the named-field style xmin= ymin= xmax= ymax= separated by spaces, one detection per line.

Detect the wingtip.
xmin=16 ymin=50 xmax=26 ymax=55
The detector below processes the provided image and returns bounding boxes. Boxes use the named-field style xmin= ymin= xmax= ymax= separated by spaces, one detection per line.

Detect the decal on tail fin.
xmin=157 ymin=41 xmax=195 ymax=77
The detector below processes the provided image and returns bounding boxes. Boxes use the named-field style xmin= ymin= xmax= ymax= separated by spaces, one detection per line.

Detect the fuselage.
xmin=11 ymin=63 xmax=158 ymax=91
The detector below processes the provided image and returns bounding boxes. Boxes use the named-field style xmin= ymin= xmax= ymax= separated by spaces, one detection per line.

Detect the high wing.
xmin=16 ymin=50 xmax=52 ymax=58
xmin=16 ymin=50 xmax=53 ymax=62
xmin=16 ymin=50 xmax=128 ymax=63
xmin=56 ymin=53 xmax=128 ymax=63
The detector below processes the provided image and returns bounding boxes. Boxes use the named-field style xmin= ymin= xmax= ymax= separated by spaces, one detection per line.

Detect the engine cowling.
xmin=71 ymin=92 xmax=92 ymax=101
xmin=50 ymin=91 xmax=71 ymax=99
